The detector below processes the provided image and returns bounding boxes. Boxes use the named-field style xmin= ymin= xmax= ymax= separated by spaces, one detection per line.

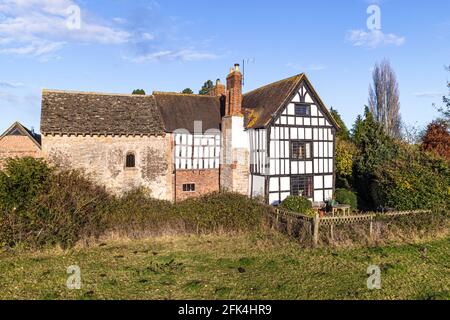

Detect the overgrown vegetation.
xmin=0 ymin=158 xmax=268 ymax=249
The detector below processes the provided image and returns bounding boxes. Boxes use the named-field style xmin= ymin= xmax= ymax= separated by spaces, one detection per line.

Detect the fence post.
xmin=369 ymin=217 xmax=374 ymax=240
xmin=313 ymin=213 xmax=320 ymax=247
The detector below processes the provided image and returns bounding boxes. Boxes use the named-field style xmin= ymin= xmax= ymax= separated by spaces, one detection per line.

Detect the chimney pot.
xmin=226 ymin=64 xmax=243 ymax=116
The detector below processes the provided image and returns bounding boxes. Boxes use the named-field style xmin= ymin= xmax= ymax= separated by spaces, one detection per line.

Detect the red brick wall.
xmin=175 ymin=169 xmax=220 ymax=201
xmin=0 ymin=136 xmax=42 ymax=168
xmin=226 ymin=66 xmax=243 ymax=116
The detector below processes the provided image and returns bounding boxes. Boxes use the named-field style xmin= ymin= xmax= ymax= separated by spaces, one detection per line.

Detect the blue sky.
xmin=0 ymin=0 xmax=449 ymax=133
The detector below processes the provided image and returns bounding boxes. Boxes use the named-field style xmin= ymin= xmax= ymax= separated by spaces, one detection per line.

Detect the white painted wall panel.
xmin=324 ymin=175 xmax=333 ymax=189
xmin=252 ymin=175 xmax=265 ymax=198
xmin=314 ymin=176 xmax=323 ymax=189
xmin=314 ymin=190 xmax=324 ymax=202
xmin=287 ymin=103 xmax=295 ymax=115
xmin=269 ymin=193 xmax=279 ymax=205
xmin=280 ymin=177 xmax=290 ymax=190
xmin=305 ymin=128 xmax=312 ymax=139
xmin=306 ymin=161 xmax=313 ymax=174
xmin=270 ymin=177 xmax=279 ymax=192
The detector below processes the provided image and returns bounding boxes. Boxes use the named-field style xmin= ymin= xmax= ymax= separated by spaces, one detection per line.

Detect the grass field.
xmin=0 ymin=233 xmax=449 ymax=300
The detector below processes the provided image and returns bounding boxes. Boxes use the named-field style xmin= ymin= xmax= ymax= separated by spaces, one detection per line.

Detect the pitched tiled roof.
xmin=243 ymin=74 xmax=340 ymax=130
xmin=41 ymin=90 xmax=165 ymax=136
xmin=243 ymin=74 xmax=302 ymax=129
xmin=40 ymin=73 xmax=338 ymax=136
xmin=154 ymin=92 xmax=222 ymax=133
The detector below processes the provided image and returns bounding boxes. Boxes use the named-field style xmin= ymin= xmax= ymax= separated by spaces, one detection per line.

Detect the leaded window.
xmin=294 ymin=104 xmax=310 ymax=116
xmin=291 ymin=176 xmax=313 ymax=198
xmin=291 ymin=141 xmax=312 ymax=160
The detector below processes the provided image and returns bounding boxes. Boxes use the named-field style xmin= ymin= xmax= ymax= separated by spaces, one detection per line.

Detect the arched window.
xmin=126 ymin=153 xmax=136 ymax=168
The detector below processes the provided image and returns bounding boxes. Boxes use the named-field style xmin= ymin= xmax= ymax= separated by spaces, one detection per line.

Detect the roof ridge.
xmin=43 ymin=89 xmax=153 ymax=97
xmin=243 ymin=73 xmax=304 ymax=96
xmin=153 ymin=91 xmax=218 ymax=98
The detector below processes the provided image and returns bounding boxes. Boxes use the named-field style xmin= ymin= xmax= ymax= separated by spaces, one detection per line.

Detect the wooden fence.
xmin=273 ymin=208 xmax=432 ymax=246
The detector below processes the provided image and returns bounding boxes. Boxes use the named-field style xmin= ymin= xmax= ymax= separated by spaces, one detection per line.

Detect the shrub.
xmin=107 ymin=188 xmax=180 ymax=236
xmin=280 ymin=196 xmax=314 ymax=215
xmin=176 ymin=192 xmax=267 ymax=233
xmin=0 ymin=157 xmax=51 ymax=211
xmin=106 ymin=191 xmax=268 ymax=236
xmin=372 ymin=145 xmax=450 ymax=211
xmin=335 ymin=189 xmax=358 ymax=209
xmin=0 ymin=168 xmax=111 ymax=248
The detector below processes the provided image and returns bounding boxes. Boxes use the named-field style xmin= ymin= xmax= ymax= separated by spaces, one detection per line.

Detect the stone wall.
xmin=220 ymin=116 xmax=250 ymax=195
xmin=42 ymin=134 xmax=173 ymax=200
xmin=0 ymin=135 xmax=42 ymax=168
xmin=175 ymin=169 xmax=220 ymax=202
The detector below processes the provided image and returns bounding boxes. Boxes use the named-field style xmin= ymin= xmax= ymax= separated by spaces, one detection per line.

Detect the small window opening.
xmin=294 ymin=104 xmax=310 ymax=116
xmin=126 ymin=153 xmax=136 ymax=168
xmin=291 ymin=141 xmax=312 ymax=160
xmin=182 ymin=183 xmax=196 ymax=192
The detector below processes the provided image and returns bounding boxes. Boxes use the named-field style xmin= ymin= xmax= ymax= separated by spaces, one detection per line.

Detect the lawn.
xmin=0 ymin=232 xmax=448 ymax=300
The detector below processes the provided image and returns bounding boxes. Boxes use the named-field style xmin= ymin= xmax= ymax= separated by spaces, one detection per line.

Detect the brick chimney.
xmin=209 ymin=79 xmax=226 ymax=97
xmin=226 ymin=64 xmax=243 ymax=116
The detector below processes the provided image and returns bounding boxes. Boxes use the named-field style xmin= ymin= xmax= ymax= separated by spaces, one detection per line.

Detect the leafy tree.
xmin=369 ymin=59 xmax=401 ymax=138
xmin=199 ymin=80 xmax=214 ymax=95
xmin=181 ymin=88 xmax=194 ymax=94
xmin=335 ymin=138 xmax=357 ymax=189
xmin=330 ymin=107 xmax=350 ymax=141
xmin=351 ymin=115 xmax=364 ymax=143
xmin=421 ymin=119 xmax=450 ymax=161
xmin=132 ymin=89 xmax=146 ymax=95
xmin=351 ymin=107 xmax=397 ymax=210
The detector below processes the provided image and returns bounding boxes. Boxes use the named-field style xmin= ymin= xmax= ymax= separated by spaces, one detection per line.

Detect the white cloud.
xmin=0 ymin=0 xmax=131 ymax=58
xmin=113 ymin=17 xmax=127 ymax=25
xmin=0 ymin=80 xmax=23 ymax=88
xmin=412 ymin=91 xmax=446 ymax=98
xmin=347 ymin=29 xmax=405 ymax=49
xmin=141 ymin=32 xmax=155 ymax=41
xmin=127 ymin=49 xmax=219 ymax=63
xmin=0 ymin=1 xmax=221 ymax=63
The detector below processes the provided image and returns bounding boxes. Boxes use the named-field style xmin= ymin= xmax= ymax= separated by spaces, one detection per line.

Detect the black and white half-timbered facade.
xmin=40 ymin=64 xmax=339 ymax=204
xmin=244 ymin=74 xmax=340 ymax=205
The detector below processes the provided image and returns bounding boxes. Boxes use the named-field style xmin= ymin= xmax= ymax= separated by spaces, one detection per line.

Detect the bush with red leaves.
xmin=422 ymin=120 xmax=450 ymax=161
